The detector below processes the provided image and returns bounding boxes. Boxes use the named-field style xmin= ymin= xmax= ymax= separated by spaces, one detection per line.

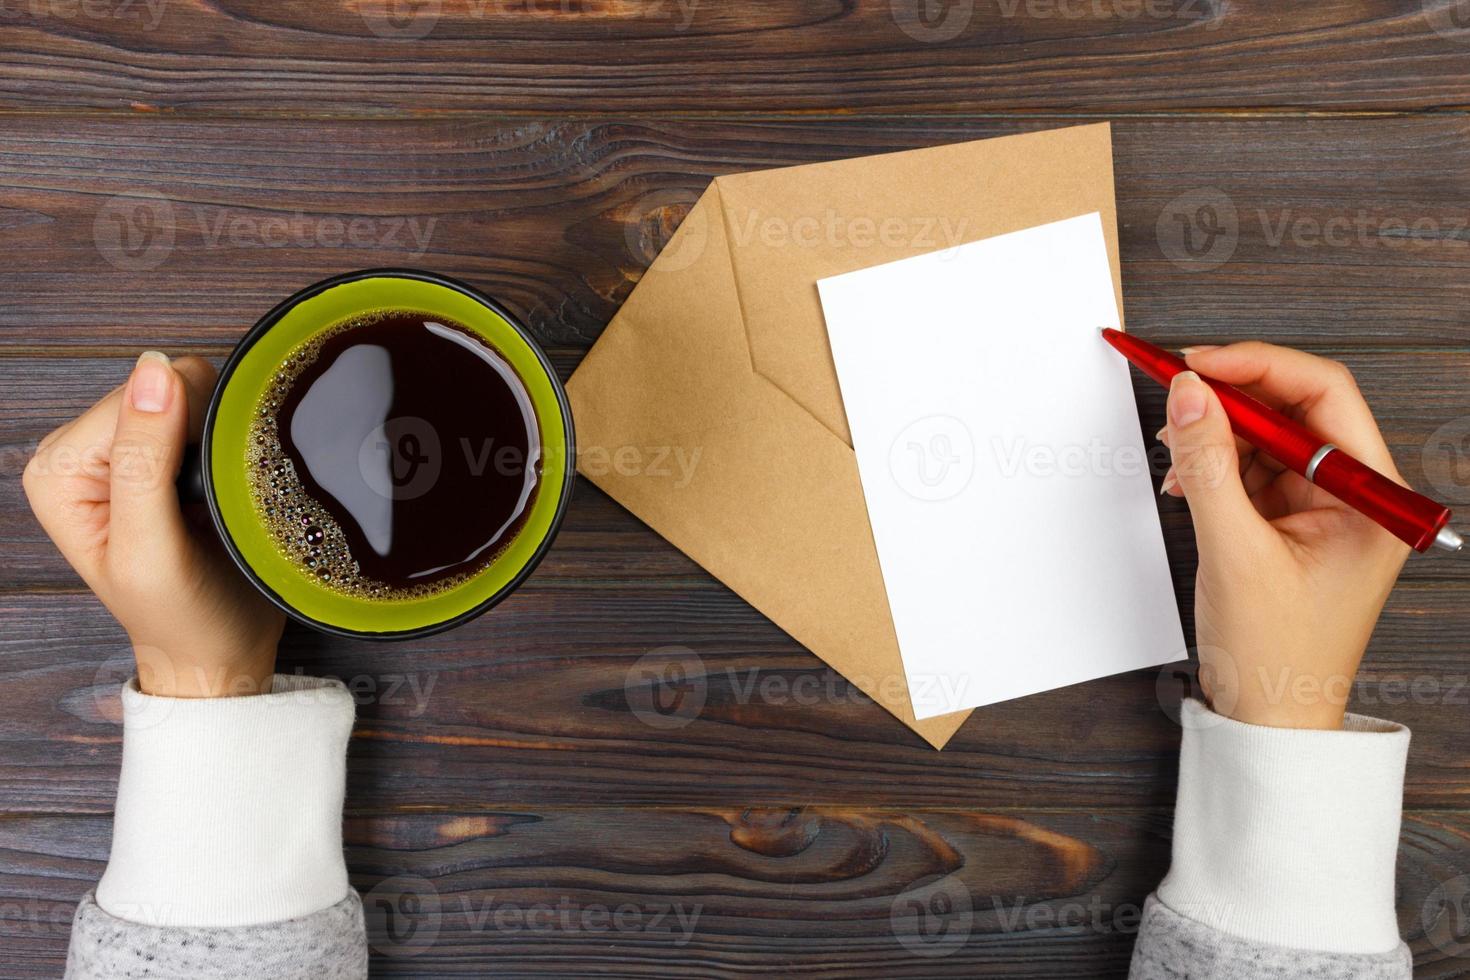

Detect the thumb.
xmin=109 ymin=352 xmax=190 ymax=564
xmin=1165 ymin=370 xmax=1260 ymax=552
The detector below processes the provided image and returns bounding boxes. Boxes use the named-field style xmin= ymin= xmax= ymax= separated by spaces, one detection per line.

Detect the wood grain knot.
xmin=727 ymin=807 xmax=823 ymax=857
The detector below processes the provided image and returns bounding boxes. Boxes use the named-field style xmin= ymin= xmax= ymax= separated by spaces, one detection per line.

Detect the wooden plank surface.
xmin=0 ymin=115 xmax=1469 ymax=351
xmin=3 ymin=1 xmax=1470 ymax=114
xmin=3 ymin=579 xmax=1469 ymax=814
xmin=2 ymin=808 xmax=1469 ymax=978
xmin=4 ymin=4 xmax=1470 ymax=977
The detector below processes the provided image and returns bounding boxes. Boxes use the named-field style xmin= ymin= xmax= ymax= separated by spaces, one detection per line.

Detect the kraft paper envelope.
xmin=567 ymin=123 xmax=1123 ymax=748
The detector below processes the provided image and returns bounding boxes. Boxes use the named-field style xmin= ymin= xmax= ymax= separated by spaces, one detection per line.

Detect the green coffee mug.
xmin=195 ymin=269 xmax=575 ymax=640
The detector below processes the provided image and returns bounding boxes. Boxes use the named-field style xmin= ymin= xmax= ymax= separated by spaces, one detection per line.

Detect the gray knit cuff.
xmin=1130 ymin=894 xmax=1412 ymax=980
xmin=64 ymin=890 xmax=368 ymax=980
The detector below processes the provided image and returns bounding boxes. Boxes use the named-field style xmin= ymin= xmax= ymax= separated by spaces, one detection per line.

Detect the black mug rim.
xmin=200 ymin=267 xmax=577 ymax=642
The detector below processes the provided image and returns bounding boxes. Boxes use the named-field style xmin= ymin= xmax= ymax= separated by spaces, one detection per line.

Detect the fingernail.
xmin=1169 ymin=371 xmax=1208 ymax=428
xmin=1160 ymin=472 xmax=1178 ymax=495
xmin=1154 ymin=426 xmax=1168 ymax=442
xmin=1180 ymin=345 xmax=1220 ymax=356
xmin=130 ymin=351 xmax=173 ymax=413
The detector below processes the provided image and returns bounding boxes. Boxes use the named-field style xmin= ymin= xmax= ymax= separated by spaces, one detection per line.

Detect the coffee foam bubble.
xmin=245 ymin=313 xmax=475 ymax=602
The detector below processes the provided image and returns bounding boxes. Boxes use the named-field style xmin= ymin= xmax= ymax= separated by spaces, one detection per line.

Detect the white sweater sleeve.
xmin=65 ymin=674 xmax=368 ymax=979
xmin=1131 ymin=697 xmax=1414 ymax=979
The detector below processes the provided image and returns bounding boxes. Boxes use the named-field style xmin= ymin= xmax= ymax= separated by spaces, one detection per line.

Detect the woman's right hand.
xmin=1159 ymin=342 xmax=1410 ymax=730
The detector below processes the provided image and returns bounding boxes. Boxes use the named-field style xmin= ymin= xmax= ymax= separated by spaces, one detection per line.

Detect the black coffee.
xmin=247 ymin=311 xmax=542 ymax=599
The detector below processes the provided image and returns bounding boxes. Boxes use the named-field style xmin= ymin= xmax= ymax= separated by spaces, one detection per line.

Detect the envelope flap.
xmin=714 ymin=123 xmax=1122 ymax=445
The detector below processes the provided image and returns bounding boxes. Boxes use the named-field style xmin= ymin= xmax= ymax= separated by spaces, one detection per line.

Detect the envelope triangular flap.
xmin=713 ymin=123 xmax=1123 ymax=446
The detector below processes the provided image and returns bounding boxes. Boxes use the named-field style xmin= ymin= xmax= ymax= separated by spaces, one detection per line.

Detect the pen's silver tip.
xmin=1434 ymin=526 xmax=1464 ymax=553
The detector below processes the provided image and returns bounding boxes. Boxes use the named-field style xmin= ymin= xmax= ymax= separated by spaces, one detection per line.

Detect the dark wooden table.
xmin=3 ymin=3 xmax=1470 ymax=976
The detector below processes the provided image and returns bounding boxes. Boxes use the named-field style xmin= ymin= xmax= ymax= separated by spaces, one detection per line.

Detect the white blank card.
xmin=818 ymin=212 xmax=1186 ymax=719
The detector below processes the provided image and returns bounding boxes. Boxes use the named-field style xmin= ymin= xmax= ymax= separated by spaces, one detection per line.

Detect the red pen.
xmin=1102 ymin=328 xmax=1463 ymax=554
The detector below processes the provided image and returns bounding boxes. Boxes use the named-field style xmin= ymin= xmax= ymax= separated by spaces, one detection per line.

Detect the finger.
xmin=170 ymin=355 xmax=218 ymax=443
xmin=1182 ymin=342 xmax=1397 ymax=475
xmin=37 ymin=352 xmax=210 ymax=457
xmin=1240 ymin=449 xmax=1282 ymax=498
xmin=1244 ymin=461 xmax=1318 ymax=521
xmin=36 ymin=384 xmax=124 ymax=455
xmin=1160 ymin=465 xmax=1178 ymax=496
xmin=1166 ymin=370 xmax=1267 ymax=552
xmin=1157 ymin=424 xmax=1279 ymax=479
xmin=34 ymin=386 xmax=125 ymax=472
xmin=1165 ymin=446 xmax=1278 ymax=499
xmin=25 ymin=382 xmax=127 ymax=539
xmin=1277 ymin=466 xmax=1328 ymax=513
xmin=21 ymin=371 xmax=143 ymax=585
xmin=107 ymin=352 xmax=191 ymax=565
